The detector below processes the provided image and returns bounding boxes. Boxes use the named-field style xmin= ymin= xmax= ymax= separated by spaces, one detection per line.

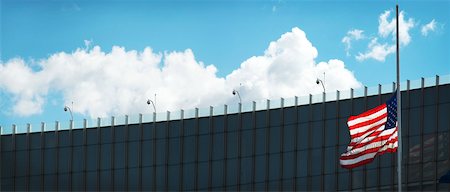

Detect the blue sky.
xmin=1 ymin=0 xmax=449 ymax=128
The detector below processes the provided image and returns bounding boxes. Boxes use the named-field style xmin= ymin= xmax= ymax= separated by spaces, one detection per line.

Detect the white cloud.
xmin=356 ymin=38 xmax=396 ymax=62
xmin=421 ymin=19 xmax=437 ymax=36
xmin=342 ymin=29 xmax=365 ymax=56
xmin=356 ymin=10 xmax=414 ymax=62
xmin=378 ymin=10 xmax=415 ymax=46
xmin=0 ymin=27 xmax=361 ymax=118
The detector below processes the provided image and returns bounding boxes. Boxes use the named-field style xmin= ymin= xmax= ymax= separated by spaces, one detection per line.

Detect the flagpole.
xmin=396 ymin=4 xmax=403 ymax=192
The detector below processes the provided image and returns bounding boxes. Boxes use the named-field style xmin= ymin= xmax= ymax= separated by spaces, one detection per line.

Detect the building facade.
xmin=1 ymin=77 xmax=450 ymax=191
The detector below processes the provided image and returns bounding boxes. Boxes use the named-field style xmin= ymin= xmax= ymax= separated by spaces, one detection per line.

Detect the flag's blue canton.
xmin=385 ymin=94 xmax=397 ymax=129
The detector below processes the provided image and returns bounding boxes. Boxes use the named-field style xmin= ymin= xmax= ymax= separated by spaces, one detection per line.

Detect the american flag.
xmin=340 ymin=94 xmax=398 ymax=169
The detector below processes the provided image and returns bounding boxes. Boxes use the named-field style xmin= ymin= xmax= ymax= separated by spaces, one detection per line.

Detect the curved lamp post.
xmin=232 ymin=89 xmax=242 ymax=104
xmin=64 ymin=103 xmax=73 ymax=122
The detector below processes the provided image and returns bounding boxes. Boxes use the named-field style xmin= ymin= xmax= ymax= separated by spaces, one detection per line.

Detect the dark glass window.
xmin=182 ymin=163 xmax=195 ymax=190
xmin=100 ymin=127 xmax=111 ymax=144
xmin=438 ymin=85 xmax=450 ymax=103
xmin=423 ymin=105 xmax=437 ymax=134
xmin=199 ymin=117 xmax=210 ymax=135
xmin=30 ymin=134 xmax=41 ymax=150
xmin=142 ymin=140 xmax=154 ymax=167
xmin=58 ymin=146 xmax=70 ymax=174
xmin=226 ymin=159 xmax=238 ymax=188
xmin=325 ymin=101 xmax=337 ymax=119
xmin=296 ymin=177 xmax=307 ymax=191
xmin=16 ymin=150 xmax=28 ymax=177
xmin=43 ymin=148 xmax=56 ymax=174
xmin=324 ymin=119 xmax=337 ymax=147
xmin=422 ymin=161 xmax=435 ymax=181
xmin=339 ymin=100 xmax=352 ymax=118
xmin=198 ymin=162 xmax=208 ymax=189
xmin=128 ymin=124 xmax=140 ymax=142
xmin=241 ymin=129 xmax=253 ymax=157
xmin=16 ymin=134 xmax=27 ymax=150
xmin=311 ymin=122 xmax=323 ymax=149
xmin=282 ymin=151 xmax=295 ymax=179
xmin=311 ymin=148 xmax=322 ymax=175
xmin=1 ymin=151 xmax=13 ymax=178
xmin=324 ymin=147 xmax=336 ymax=174
xmin=114 ymin=169 xmax=126 ymax=191
xmin=352 ymin=169 xmax=364 ymax=190
xmin=114 ymin=141 xmax=126 ymax=169
xmin=255 ymin=126 xmax=267 ymax=155
xmin=127 ymin=168 xmax=139 ymax=191
xmin=269 ymin=125 xmax=280 ymax=153
xmin=128 ymin=141 xmax=139 ymax=168
xmin=167 ymin=164 xmax=180 ymax=190
xmin=141 ymin=167 xmax=154 ymax=191
xmin=283 ymin=107 xmax=296 ymax=126
xmin=268 ymin=153 xmax=280 ymax=181
xmin=43 ymin=174 xmax=56 ymax=191
xmin=142 ymin=123 xmax=153 ymax=140
xmin=99 ymin=170 xmax=112 ymax=191
xmin=380 ymin=167 xmax=393 ymax=188
xmin=211 ymin=160 xmax=224 ymax=188
xmin=283 ymin=124 xmax=295 ymax=152
xmin=72 ymin=172 xmax=84 ymax=191
xmin=44 ymin=132 xmax=56 ymax=148
xmin=437 ymin=132 xmax=448 ymax=161
xmin=114 ymin=125 xmax=126 ymax=143
xmin=310 ymin=175 xmax=321 ymax=191
xmin=353 ymin=97 xmax=366 ymax=115
xmin=438 ymin=103 xmax=450 ymax=132
xmin=338 ymin=172 xmax=349 ymax=190
xmin=254 ymin=155 xmax=266 ymax=184
xmin=255 ymin=110 xmax=268 ymax=130
xmin=297 ymin=150 xmax=308 ymax=177
xmin=72 ymin=129 xmax=84 ymax=146
xmin=100 ymin=144 xmax=112 ymax=170
xmin=198 ymin=134 xmax=209 ymax=162
xmin=72 ymin=146 xmax=84 ymax=172
xmin=86 ymin=128 xmax=98 ymax=145
xmin=184 ymin=119 xmax=196 ymax=137
xmin=270 ymin=109 xmax=282 ymax=127
xmin=183 ymin=135 xmax=195 ymax=163
xmin=29 ymin=149 xmax=42 ymax=175
xmin=338 ymin=118 xmax=350 ymax=145
xmin=297 ymin=122 xmax=308 ymax=150
xmin=240 ymin=157 xmax=253 ymax=188
xmin=324 ymin=174 xmax=336 ymax=191
xmin=86 ymin=171 xmax=98 ymax=191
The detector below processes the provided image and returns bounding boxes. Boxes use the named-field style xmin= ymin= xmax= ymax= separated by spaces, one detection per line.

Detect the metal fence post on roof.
xmin=55 ymin=121 xmax=60 ymax=190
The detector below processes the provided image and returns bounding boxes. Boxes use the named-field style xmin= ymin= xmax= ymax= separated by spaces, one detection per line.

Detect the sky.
xmin=1 ymin=0 xmax=449 ymax=128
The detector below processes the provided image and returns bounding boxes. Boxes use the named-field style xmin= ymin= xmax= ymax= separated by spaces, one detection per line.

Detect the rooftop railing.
xmin=1 ymin=74 xmax=449 ymax=135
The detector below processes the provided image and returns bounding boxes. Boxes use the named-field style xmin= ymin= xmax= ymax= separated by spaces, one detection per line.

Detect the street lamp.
xmin=232 ymin=89 xmax=242 ymax=104
xmin=316 ymin=72 xmax=326 ymax=93
xmin=64 ymin=102 xmax=73 ymax=122
xmin=147 ymin=93 xmax=156 ymax=113
xmin=316 ymin=78 xmax=325 ymax=93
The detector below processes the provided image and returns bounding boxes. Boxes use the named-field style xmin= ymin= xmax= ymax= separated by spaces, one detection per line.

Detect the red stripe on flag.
xmin=347 ymin=104 xmax=386 ymax=122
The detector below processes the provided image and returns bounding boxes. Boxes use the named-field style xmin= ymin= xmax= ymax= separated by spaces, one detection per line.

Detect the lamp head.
xmin=316 ymin=79 xmax=320 ymax=85
xmin=64 ymin=106 xmax=68 ymax=111
xmin=232 ymin=90 xmax=236 ymax=95
xmin=147 ymin=99 xmax=151 ymax=105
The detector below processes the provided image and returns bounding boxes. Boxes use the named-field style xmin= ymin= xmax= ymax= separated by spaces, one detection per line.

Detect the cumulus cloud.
xmin=0 ymin=27 xmax=361 ymax=118
xmin=378 ymin=10 xmax=415 ymax=46
xmin=421 ymin=19 xmax=437 ymax=36
xmin=356 ymin=38 xmax=396 ymax=62
xmin=356 ymin=10 xmax=415 ymax=62
xmin=342 ymin=29 xmax=365 ymax=56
